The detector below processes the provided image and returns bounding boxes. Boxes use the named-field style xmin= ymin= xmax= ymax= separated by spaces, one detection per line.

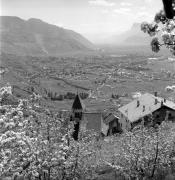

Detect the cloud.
xmin=140 ymin=6 xmax=146 ymax=10
xmin=89 ymin=0 xmax=115 ymax=7
xmin=136 ymin=11 xmax=152 ymax=20
xmin=101 ymin=9 xmax=110 ymax=14
xmin=120 ymin=2 xmax=132 ymax=6
xmin=114 ymin=7 xmax=131 ymax=15
xmin=137 ymin=11 xmax=150 ymax=17
xmin=144 ymin=0 xmax=152 ymax=4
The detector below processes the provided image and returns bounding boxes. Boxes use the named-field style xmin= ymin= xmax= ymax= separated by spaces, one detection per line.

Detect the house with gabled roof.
xmin=118 ymin=92 xmax=175 ymax=130
xmin=103 ymin=113 xmax=122 ymax=135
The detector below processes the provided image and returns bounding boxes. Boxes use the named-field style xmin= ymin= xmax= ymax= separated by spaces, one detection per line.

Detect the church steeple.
xmin=72 ymin=94 xmax=85 ymax=111
xmin=71 ymin=93 xmax=85 ymax=140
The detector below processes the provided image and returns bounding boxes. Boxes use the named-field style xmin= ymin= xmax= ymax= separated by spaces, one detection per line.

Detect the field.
xmin=1 ymin=45 xmax=175 ymax=112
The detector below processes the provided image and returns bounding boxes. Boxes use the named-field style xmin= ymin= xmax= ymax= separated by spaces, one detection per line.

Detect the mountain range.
xmin=90 ymin=23 xmax=152 ymax=45
xmin=0 ymin=16 xmax=152 ymax=56
xmin=110 ymin=23 xmax=152 ymax=45
xmin=0 ymin=16 xmax=95 ymax=56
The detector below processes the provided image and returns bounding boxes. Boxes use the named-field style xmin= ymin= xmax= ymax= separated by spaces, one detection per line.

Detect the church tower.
xmin=71 ymin=94 xmax=85 ymax=140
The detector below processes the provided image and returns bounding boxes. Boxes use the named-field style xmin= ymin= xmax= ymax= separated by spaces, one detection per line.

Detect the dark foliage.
xmin=162 ymin=0 xmax=175 ymax=19
xmin=44 ymin=89 xmax=89 ymax=101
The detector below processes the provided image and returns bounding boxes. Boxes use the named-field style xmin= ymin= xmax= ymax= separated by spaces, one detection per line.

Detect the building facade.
xmin=118 ymin=93 xmax=175 ymax=131
xmin=103 ymin=113 xmax=122 ymax=135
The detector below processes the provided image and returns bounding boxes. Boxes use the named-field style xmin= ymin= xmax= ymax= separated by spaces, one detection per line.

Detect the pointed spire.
xmin=72 ymin=93 xmax=85 ymax=110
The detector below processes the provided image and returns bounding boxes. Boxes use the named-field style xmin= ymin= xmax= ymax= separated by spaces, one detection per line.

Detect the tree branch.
xmin=151 ymin=131 xmax=159 ymax=178
xmin=162 ymin=0 xmax=174 ymax=19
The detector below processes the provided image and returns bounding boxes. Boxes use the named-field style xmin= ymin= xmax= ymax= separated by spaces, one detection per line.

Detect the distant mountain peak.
xmin=0 ymin=16 xmax=25 ymax=25
xmin=105 ymin=22 xmax=150 ymax=45
xmin=0 ymin=16 xmax=23 ymax=20
xmin=27 ymin=18 xmax=46 ymax=24
xmin=0 ymin=16 xmax=95 ymax=56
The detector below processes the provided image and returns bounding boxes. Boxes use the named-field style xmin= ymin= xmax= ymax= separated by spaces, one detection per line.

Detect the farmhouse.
xmin=70 ymin=92 xmax=175 ymax=138
xmin=118 ymin=93 xmax=175 ymax=130
xmin=103 ymin=113 xmax=122 ymax=136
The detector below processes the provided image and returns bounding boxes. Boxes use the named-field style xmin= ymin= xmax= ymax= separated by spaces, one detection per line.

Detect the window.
xmin=156 ymin=115 xmax=160 ymax=118
xmin=168 ymin=113 xmax=172 ymax=119
xmin=75 ymin=112 xmax=82 ymax=118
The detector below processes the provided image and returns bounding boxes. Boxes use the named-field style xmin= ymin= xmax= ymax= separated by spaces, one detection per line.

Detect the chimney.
xmin=155 ymin=98 xmax=158 ymax=105
xmin=161 ymin=100 xmax=163 ymax=106
xmin=137 ymin=100 xmax=140 ymax=107
xmin=154 ymin=92 xmax=158 ymax=97
xmin=164 ymin=98 xmax=166 ymax=103
xmin=143 ymin=105 xmax=145 ymax=112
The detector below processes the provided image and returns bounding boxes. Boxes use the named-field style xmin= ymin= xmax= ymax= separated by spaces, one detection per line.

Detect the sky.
xmin=1 ymin=0 xmax=163 ymax=41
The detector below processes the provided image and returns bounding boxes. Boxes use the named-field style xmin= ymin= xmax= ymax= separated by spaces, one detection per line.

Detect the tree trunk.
xmin=162 ymin=0 xmax=174 ymax=19
xmin=151 ymin=131 xmax=159 ymax=178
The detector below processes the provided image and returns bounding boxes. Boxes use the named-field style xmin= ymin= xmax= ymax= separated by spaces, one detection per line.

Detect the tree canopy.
xmin=141 ymin=0 xmax=175 ymax=55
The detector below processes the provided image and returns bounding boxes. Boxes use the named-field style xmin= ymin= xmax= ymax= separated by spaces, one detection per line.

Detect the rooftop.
xmin=82 ymin=112 xmax=102 ymax=132
xmin=72 ymin=94 xmax=85 ymax=110
xmin=118 ymin=93 xmax=175 ymax=122
xmin=103 ymin=112 xmax=119 ymax=124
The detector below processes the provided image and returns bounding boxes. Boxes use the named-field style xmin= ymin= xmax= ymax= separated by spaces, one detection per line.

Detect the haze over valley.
xmin=1 ymin=1 xmax=175 ymax=179
xmin=0 ymin=16 xmax=174 ymax=112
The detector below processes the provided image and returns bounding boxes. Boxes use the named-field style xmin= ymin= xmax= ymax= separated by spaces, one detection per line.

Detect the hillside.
xmin=0 ymin=16 xmax=95 ymax=56
xmin=106 ymin=23 xmax=152 ymax=45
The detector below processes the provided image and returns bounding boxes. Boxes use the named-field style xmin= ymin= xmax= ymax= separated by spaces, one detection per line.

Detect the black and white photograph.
xmin=0 ymin=0 xmax=175 ymax=179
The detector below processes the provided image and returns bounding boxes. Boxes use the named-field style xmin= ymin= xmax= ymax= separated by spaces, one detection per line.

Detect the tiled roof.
xmin=82 ymin=112 xmax=102 ymax=132
xmin=72 ymin=94 xmax=85 ymax=110
xmin=118 ymin=93 xmax=175 ymax=122
xmin=103 ymin=113 xmax=119 ymax=124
